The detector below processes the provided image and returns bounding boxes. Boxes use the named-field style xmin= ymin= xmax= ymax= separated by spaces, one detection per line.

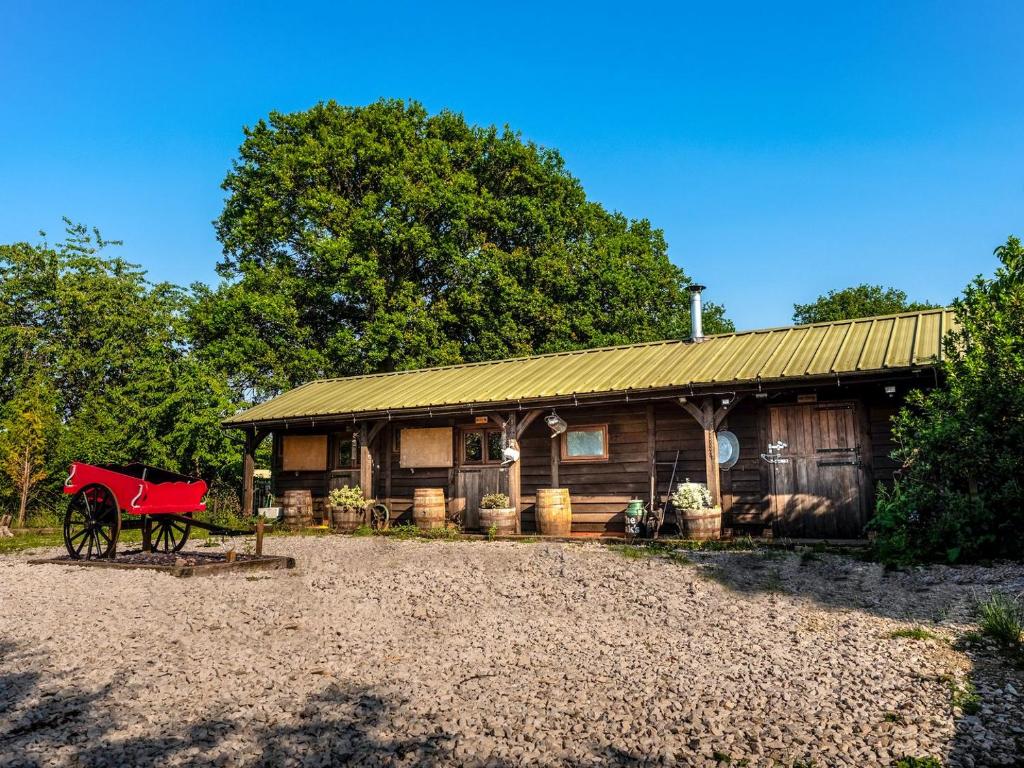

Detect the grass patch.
xmin=886 ymin=626 xmax=940 ymax=641
xmin=894 ymin=758 xmax=942 ymax=768
xmin=883 ymin=711 xmax=903 ymax=724
xmin=948 ymin=678 xmax=981 ymax=715
xmin=799 ymin=550 xmax=821 ymax=566
xmin=977 ymin=592 xmax=1023 ymax=649
xmin=608 ymin=543 xmax=691 ymax=566
xmin=0 ymin=529 xmax=144 ymax=554
xmin=419 ymin=525 xmax=461 ymax=541
xmin=350 ymin=523 xmax=373 ymax=537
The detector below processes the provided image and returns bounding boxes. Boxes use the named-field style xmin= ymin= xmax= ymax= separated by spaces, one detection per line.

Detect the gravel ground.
xmin=1 ymin=537 xmax=1022 ymax=767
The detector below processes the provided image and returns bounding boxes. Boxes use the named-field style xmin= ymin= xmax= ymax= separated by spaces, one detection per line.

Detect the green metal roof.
xmin=224 ymin=308 xmax=954 ymax=426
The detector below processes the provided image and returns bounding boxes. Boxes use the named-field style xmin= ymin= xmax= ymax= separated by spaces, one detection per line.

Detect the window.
xmin=462 ymin=428 xmax=505 ymax=464
xmin=333 ymin=432 xmax=359 ymax=469
xmin=560 ymin=424 xmax=609 ymax=462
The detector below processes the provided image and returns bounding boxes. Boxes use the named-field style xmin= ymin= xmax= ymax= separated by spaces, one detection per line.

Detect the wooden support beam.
xmin=515 ymin=408 xmax=543 ymax=439
xmin=506 ymin=412 xmax=522 ymax=534
xmin=242 ymin=429 xmax=256 ymax=518
xmin=359 ymin=422 xmax=373 ymax=499
xmin=712 ymin=393 xmax=746 ymax=430
xmin=550 ymin=433 xmax=559 ymax=489
xmin=384 ymin=424 xmax=393 ymax=508
xmin=646 ymin=405 xmax=656 ymax=508
xmin=677 ymin=397 xmax=723 ymax=507
xmin=367 ymin=420 xmax=386 ymax=444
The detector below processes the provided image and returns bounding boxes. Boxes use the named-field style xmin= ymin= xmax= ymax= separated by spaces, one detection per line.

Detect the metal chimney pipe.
xmin=688 ymin=284 xmax=706 ymax=342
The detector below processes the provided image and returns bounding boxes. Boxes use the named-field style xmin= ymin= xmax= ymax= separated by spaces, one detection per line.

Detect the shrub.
xmin=486 ymin=523 xmax=499 ymax=541
xmin=479 ymin=492 xmax=510 ymax=509
xmin=870 ymin=236 xmax=1024 ymax=564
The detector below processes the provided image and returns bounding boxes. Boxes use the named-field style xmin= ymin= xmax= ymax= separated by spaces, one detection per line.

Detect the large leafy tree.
xmin=871 ymin=236 xmax=1024 ymax=563
xmin=0 ymin=222 xmax=242 ymax=517
xmin=198 ymin=99 xmax=731 ymax=402
xmin=792 ymin=284 xmax=939 ymax=324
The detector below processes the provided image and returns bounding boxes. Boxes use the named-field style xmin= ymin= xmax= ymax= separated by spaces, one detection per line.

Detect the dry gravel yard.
xmin=1 ymin=537 xmax=1023 ymax=768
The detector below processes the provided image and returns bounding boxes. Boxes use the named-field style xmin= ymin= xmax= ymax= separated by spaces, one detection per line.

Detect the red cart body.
xmin=64 ymin=462 xmax=207 ymax=515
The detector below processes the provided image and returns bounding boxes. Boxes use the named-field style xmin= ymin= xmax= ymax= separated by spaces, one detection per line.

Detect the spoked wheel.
xmin=149 ymin=514 xmax=191 ymax=553
xmin=64 ymin=484 xmax=121 ymax=560
xmin=369 ymin=503 xmax=390 ymax=531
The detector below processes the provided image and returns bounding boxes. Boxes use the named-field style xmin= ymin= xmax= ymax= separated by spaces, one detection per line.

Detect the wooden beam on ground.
xmin=515 ymin=408 xmax=543 ymax=439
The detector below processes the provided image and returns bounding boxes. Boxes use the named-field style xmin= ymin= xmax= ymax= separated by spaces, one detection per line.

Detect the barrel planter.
xmin=536 ymin=488 xmax=572 ymax=536
xmin=281 ymin=490 xmax=314 ymax=529
xmin=680 ymin=506 xmax=722 ymax=540
xmin=412 ymin=488 xmax=446 ymax=531
xmin=330 ymin=505 xmax=365 ymax=533
xmin=478 ymin=506 xmax=517 ymax=536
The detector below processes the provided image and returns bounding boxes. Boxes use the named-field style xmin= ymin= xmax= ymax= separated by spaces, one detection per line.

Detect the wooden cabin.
xmin=223 ymin=307 xmax=954 ymax=539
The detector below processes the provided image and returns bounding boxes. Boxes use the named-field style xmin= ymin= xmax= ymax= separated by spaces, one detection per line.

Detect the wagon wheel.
xmin=369 ymin=503 xmax=390 ymax=531
xmin=64 ymin=484 xmax=121 ymax=560
xmin=150 ymin=514 xmax=192 ymax=553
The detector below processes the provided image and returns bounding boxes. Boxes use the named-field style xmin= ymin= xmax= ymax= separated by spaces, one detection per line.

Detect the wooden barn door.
xmin=455 ymin=467 xmax=506 ymax=531
xmin=768 ymin=403 xmax=867 ymax=538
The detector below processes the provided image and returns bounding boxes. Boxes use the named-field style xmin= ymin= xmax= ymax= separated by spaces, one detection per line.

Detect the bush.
xmin=870 ymin=236 xmax=1024 ymax=564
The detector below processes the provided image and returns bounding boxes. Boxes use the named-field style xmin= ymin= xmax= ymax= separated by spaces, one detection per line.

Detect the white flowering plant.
xmin=671 ymin=481 xmax=713 ymax=510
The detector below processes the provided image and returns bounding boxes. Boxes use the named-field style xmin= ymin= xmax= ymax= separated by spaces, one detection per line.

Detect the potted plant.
xmin=670 ymin=480 xmax=721 ymax=541
xmin=478 ymin=492 xmax=516 ymax=536
xmin=328 ymin=485 xmax=369 ymax=533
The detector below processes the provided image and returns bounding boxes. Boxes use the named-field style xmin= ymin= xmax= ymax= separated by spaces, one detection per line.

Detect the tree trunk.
xmin=17 ymin=447 xmax=30 ymax=527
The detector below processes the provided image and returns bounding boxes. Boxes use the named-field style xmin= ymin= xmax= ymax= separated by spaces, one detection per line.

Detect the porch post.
xmin=678 ymin=395 xmax=746 ymax=509
xmin=242 ymin=428 xmax=256 ymax=517
xmin=359 ymin=422 xmax=372 ymax=500
xmin=507 ymin=413 xmax=521 ymax=534
xmin=701 ymin=401 xmax=722 ymax=508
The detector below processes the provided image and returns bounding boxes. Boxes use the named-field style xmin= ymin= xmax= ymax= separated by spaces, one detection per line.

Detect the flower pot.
xmin=479 ymin=506 xmax=517 ymax=536
xmin=331 ymin=505 xmax=365 ymax=533
xmin=680 ymin=506 xmax=722 ymax=540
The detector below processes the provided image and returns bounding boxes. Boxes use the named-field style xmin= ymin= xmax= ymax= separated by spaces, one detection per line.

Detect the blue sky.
xmin=1 ymin=1 xmax=1021 ymax=329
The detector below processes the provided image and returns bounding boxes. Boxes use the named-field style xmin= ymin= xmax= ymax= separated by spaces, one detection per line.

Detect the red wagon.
xmin=63 ymin=462 xmax=211 ymax=559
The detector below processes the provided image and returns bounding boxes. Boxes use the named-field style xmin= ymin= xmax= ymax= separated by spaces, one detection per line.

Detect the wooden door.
xmin=455 ymin=466 xmax=506 ymax=531
xmin=768 ymin=403 xmax=867 ymax=538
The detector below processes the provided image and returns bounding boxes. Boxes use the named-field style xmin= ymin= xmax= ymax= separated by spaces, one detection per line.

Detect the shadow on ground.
xmin=685 ymin=547 xmax=1024 ymax=767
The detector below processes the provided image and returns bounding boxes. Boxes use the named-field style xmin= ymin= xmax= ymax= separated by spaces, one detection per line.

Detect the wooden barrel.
xmin=536 ymin=488 xmax=572 ymax=536
xmin=412 ymin=488 xmax=446 ymax=531
xmin=331 ymin=505 xmax=365 ymax=533
xmin=282 ymin=490 xmax=314 ymax=528
xmin=479 ymin=506 xmax=517 ymax=536
xmin=680 ymin=507 xmax=722 ymax=540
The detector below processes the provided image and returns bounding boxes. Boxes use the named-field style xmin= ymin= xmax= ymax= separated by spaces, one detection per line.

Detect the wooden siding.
xmin=269 ymin=382 xmax=911 ymax=537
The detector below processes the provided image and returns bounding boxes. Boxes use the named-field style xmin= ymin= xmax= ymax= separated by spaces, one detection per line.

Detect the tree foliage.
xmin=0 ymin=222 xmax=242 ymax=518
xmin=792 ymin=284 xmax=939 ymax=324
xmin=870 ymin=236 xmax=1024 ymax=563
xmin=198 ymin=99 xmax=731 ymax=401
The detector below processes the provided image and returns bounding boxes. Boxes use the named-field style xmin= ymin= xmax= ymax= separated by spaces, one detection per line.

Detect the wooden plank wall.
xmin=268 ymin=384 xmax=909 ymax=536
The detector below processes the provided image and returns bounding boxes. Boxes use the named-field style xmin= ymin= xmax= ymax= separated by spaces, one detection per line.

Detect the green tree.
xmin=0 ymin=374 xmax=58 ymax=526
xmin=870 ymin=236 xmax=1024 ymax=563
xmin=792 ymin=284 xmax=939 ymax=324
xmin=0 ymin=221 xmax=243 ymax=517
xmin=199 ymin=99 xmax=731 ymax=402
